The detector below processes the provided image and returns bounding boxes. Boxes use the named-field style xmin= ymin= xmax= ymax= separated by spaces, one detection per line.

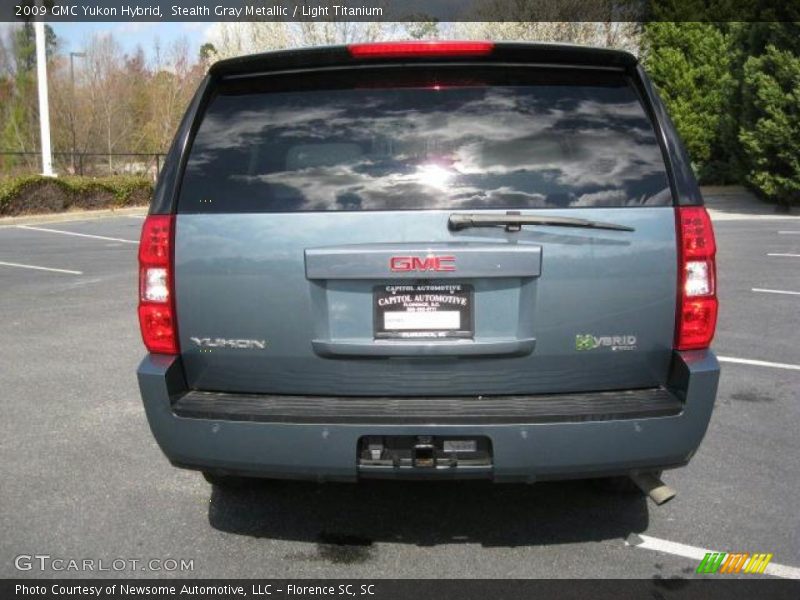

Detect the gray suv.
xmin=137 ymin=42 xmax=720 ymax=496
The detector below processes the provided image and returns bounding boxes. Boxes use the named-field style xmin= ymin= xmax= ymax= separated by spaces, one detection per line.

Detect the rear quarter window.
xmin=178 ymin=68 xmax=672 ymax=213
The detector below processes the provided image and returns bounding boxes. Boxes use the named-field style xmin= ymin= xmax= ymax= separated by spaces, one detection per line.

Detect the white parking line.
xmin=16 ymin=225 xmax=138 ymax=244
xmin=0 ymin=260 xmax=82 ymax=275
xmin=717 ymin=356 xmax=800 ymax=371
xmin=752 ymin=288 xmax=800 ymax=296
xmin=627 ymin=534 xmax=800 ymax=579
xmin=778 ymin=230 xmax=800 ymax=234
xmin=767 ymin=253 xmax=800 ymax=258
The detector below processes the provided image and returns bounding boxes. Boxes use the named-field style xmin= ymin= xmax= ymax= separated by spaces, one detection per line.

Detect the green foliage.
xmin=642 ymin=22 xmax=735 ymax=182
xmin=199 ymin=43 xmax=217 ymax=61
xmin=643 ymin=21 xmax=800 ymax=203
xmin=12 ymin=23 xmax=57 ymax=72
xmin=404 ymin=17 xmax=440 ymax=40
xmin=739 ymin=45 xmax=800 ymax=206
xmin=647 ymin=0 xmax=759 ymax=22
xmin=0 ymin=175 xmax=152 ymax=211
xmin=1 ymin=23 xmax=57 ymax=156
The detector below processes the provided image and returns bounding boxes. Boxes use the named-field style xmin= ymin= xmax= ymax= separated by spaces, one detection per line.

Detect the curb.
xmin=708 ymin=210 xmax=800 ymax=221
xmin=0 ymin=206 xmax=147 ymax=227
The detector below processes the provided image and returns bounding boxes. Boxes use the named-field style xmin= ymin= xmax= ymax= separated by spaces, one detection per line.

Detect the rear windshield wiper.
xmin=448 ymin=213 xmax=635 ymax=233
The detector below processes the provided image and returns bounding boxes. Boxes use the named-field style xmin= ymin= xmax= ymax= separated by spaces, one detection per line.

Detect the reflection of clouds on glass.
xmin=181 ymin=83 xmax=671 ymax=212
xmin=200 ymin=106 xmax=346 ymax=148
xmin=572 ymin=189 xmax=629 ymax=207
xmin=235 ymin=163 xmax=552 ymax=211
xmin=234 ymin=165 xmax=469 ymax=210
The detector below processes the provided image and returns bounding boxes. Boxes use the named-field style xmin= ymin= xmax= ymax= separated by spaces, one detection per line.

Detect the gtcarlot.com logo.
xmin=14 ymin=554 xmax=194 ymax=572
xmin=696 ymin=552 xmax=773 ymax=574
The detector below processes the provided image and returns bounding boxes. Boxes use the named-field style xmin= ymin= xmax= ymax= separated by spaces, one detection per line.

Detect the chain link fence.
xmin=0 ymin=152 xmax=167 ymax=179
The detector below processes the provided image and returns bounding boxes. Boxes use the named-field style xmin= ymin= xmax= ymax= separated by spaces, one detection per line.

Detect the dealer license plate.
xmin=374 ymin=284 xmax=474 ymax=339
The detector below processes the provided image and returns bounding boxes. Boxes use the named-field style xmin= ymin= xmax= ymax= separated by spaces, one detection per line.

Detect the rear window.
xmin=178 ymin=68 xmax=672 ymax=213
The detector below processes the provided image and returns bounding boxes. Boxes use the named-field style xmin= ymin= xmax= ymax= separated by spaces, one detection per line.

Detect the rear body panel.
xmin=138 ymin=42 xmax=719 ymax=481
xmin=138 ymin=350 xmax=719 ymax=482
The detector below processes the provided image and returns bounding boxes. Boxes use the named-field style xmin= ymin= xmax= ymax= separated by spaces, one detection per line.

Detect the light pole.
xmin=69 ymin=51 xmax=86 ymax=174
xmin=35 ymin=21 xmax=54 ymax=177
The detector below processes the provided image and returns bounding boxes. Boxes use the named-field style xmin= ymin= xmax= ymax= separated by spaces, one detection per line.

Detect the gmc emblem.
xmin=389 ymin=255 xmax=456 ymax=272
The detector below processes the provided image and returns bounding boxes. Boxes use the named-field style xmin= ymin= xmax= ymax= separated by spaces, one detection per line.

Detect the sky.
xmin=51 ymin=22 xmax=211 ymax=60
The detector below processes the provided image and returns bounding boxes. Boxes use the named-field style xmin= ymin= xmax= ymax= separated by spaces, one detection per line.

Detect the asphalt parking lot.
xmin=1 ymin=194 xmax=798 ymax=579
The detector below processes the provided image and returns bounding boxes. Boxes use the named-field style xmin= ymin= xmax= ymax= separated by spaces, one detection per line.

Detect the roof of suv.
xmin=209 ymin=41 xmax=640 ymax=78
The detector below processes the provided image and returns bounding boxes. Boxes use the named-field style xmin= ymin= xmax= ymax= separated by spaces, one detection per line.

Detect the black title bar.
xmin=3 ymin=0 xmax=800 ymax=22
xmin=4 ymin=579 xmax=800 ymax=600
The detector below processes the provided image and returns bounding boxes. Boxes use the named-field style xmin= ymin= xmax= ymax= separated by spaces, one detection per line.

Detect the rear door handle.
xmin=312 ymin=338 xmax=536 ymax=358
xmin=306 ymin=243 xmax=542 ymax=279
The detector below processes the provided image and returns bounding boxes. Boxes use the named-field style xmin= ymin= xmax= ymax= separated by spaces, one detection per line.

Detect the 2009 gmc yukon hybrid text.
xmin=136 ymin=41 xmax=720 ymax=497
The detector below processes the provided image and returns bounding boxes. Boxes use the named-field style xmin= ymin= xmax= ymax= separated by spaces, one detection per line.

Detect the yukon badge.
xmin=190 ymin=337 xmax=267 ymax=350
xmin=390 ymin=255 xmax=456 ymax=272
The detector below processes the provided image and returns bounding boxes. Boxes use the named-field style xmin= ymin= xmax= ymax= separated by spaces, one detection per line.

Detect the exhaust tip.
xmin=630 ymin=472 xmax=677 ymax=506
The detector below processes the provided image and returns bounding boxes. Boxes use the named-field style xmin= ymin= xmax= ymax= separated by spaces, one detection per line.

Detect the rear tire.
xmin=202 ymin=471 xmax=255 ymax=489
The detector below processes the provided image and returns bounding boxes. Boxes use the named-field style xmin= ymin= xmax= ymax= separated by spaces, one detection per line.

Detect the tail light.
xmin=675 ymin=206 xmax=718 ymax=350
xmin=138 ymin=215 xmax=179 ymax=354
xmin=348 ymin=41 xmax=494 ymax=59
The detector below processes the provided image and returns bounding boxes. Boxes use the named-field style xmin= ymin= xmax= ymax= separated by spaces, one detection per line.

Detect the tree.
xmin=455 ymin=0 xmax=642 ymax=54
xmin=124 ymin=46 xmax=151 ymax=154
xmin=739 ymin=45 xmax=800 ymax=208
xmin=11 ymin=22 xmax=57 ymax=73
xmin=145 ymin=38 xmax=204 ymax=153
xmin=205 ymin=22 xmax=289 ymax=59
xmin=84 ymin=34 xmax=132 ymax=171
xmin=404 ymin=16 xmax=440 ymax=40
xmin=291 ymin=21 xmax=387 ymax=47
xmin=0 ymin=23 xmax=58 ymax=172
xmin=641 ymin=22 xmax=734 ymax=182
xmin=208 ymin=21 xmax=394 ymax=59
xmin=199 ymin=42 xmax=217 ymax=62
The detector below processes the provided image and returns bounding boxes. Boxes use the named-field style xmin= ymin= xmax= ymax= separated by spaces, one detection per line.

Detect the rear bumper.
xmin=137 ymin=351 xmax=719 ymax=482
